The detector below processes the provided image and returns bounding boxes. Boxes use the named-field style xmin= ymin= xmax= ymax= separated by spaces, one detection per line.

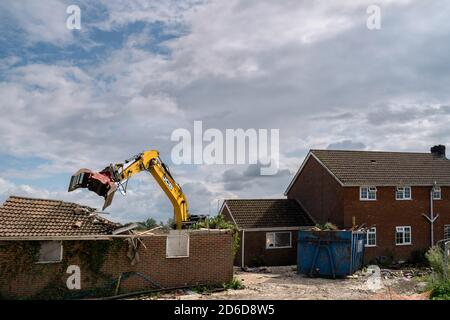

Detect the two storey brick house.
xmin=285 ymin=145 xmax=450 ymax=262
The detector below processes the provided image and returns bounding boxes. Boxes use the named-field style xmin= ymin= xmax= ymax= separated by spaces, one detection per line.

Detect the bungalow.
xmin=0 ymin=196 xmax=233 ymax=299
xmin=220 ymin=199 xmax=314 ymax=267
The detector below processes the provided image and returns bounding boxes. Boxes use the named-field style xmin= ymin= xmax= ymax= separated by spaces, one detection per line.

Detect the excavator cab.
xmin=68 ymin=168 xmax=117 ymax=210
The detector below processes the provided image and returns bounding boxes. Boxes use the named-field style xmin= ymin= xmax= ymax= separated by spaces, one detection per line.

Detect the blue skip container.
xmin=297 ymin=230 xmax=366 ymax=278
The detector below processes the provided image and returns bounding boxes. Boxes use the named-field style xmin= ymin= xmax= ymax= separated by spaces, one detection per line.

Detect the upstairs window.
xmin=433 ymin=187 xmax=442 ymax=200
xmin=266 ymin=232 xmax=292 ymax=249
xmin=396 ymin=186 xmax=411 ymax=200
xmin=360 ymin=187 xmax=377 ymax=200
xmin=366 ymin=227 xmax=376 ymax=247
xmin=395 ymin=226 xmax=412 ymax=245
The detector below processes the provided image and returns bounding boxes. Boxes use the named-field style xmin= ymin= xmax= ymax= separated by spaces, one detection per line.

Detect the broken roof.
xmin=0 ymin=196 xmax=120 ymax=239
xmin=286 ymin=149 xmax=450 ymax=193
xmin=222 ymin=199 xmax=314 ymax=229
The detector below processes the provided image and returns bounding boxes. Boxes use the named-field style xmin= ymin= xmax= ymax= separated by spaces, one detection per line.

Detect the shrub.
xmin=425 ymin=246 xmax=450 ymax=300
xmin=223 ymin=277 xmax=244 ymax=290
xmin=430 ymin=281 xmax=450 ymax=300
xmin=425 ymin=246 xmax=447 ymax=280
xmin=194 ymin=215 xmax=241 ymax=257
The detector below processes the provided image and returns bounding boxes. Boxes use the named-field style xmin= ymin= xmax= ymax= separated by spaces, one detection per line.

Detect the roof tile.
xmin=224 ymin=199 xmax=314 ymax=229
xmin=312 ymin=149 xmax=450 ymax=186
xmin=0 ymin=196 xmax=120 ymax=238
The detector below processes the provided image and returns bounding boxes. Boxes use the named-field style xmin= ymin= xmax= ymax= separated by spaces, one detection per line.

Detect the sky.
xmin=1 ymin=0 xmax=450 ymax=223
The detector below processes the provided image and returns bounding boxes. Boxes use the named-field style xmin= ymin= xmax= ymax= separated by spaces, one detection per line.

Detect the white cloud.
xmin=0 ymin=0 xmax=74 ymax=45
xmin=2 ymin=0 xmax=450 ymax=223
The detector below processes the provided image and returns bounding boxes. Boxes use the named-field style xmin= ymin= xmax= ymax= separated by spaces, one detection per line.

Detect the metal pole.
xmin=444 ymin=241 xmax=449 ymax=281
xmin=430 ymin=188 xmax=434 ymax=246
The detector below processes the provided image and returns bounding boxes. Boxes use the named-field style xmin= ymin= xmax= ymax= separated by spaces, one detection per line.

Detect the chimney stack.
xmin=431 ymin=145 xmax=446 ymax=158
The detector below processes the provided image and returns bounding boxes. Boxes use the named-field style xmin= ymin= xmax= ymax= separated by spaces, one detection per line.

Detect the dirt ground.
xmin=132 ymin=266 xmax=431 ymax=300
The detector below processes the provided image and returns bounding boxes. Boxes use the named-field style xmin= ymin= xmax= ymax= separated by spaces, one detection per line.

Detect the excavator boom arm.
xmin=68 ymin=149 xmax=191 ymax=229
xmin=119 ymin=150 xmax=189 ymax=229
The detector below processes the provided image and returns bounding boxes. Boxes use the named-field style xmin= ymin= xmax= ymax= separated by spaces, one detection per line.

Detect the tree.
xmin=137 ymin=218 xmax=158 ymax=230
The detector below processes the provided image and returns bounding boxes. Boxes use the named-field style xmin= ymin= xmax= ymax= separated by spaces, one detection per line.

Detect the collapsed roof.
xmin=0 ymin=196 xmax=121 ymax=239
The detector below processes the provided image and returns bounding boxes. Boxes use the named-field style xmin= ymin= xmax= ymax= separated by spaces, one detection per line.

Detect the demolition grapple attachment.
xmin=68 ymin=168 xmax=118 ymax=210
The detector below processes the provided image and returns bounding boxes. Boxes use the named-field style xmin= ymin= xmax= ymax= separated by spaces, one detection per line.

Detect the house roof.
xmin=0 ymin=196 xmax=120 ymax=238
xmin=222 ymin=199 xmax=315 ymax=229
xmin=286 ymin=149 xmax=450 ymax=192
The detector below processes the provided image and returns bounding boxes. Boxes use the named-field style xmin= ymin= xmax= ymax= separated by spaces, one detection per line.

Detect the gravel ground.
xmin=132 ymin=266 xmax=430 ymax=300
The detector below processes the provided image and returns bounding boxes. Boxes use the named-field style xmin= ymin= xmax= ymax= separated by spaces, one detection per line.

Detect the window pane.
xmin=396 ymin=231 xmax=403 ymax=244
xmin=361 ymin=188 xmax=368 ymax=199
xmin=275 ymin=232 xmax=291 ymax=247
xmin=404 ymin=227 xmax=411 ymax=243
xmin=405 ymin=188 xmax=411 ymax=198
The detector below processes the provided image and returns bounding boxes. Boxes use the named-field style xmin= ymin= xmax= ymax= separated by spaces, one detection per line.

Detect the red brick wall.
xmin=343 ymin=186 xmax=450 ymax=262
xmin=240 ymin=230 xmax=298 ymax=267
xmin=0 ymin=231 xmax=233 ymax=299
xmin=221 ymin=207 xmax=298 ymax=267
xmin=287 ymin=156 xmax=450 ymax=262
xmin=287 ymin=156 xmax=344 ymax=226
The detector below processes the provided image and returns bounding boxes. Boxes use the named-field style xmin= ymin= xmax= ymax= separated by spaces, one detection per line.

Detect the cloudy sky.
xmin=0 ymin=0 xmax=449 ymax=223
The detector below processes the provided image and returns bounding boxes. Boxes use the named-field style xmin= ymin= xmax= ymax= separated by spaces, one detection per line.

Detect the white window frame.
xmin=433 ymin=187 xmax=442 ymax=200
xmin=366 ymin=227 xmax=377 ymax=247
xmin=266 ymin=232 xmax=292 ymax=249
xmin=444 ymin=225 xmax=450 ymax=240
xmin=360 ymin=186 xmax=377 ymax=201
xmin=395 ymin=186 xmax=412 ymax=200
xmin=36 ymin=241 xmax=63 ymax=264
xmin=395 ymin=226 xmax=412 ymax=246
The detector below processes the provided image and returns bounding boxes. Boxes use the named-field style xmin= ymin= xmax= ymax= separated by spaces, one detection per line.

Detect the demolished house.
xmin=0 ymin=196 xmax=233 ymax=299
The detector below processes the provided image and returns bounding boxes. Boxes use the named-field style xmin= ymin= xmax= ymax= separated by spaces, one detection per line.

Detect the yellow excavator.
xmin=68 ymin=150 xmax=203 ymax=229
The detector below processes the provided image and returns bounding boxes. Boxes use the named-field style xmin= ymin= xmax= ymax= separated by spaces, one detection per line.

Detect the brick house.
xmin=220 ymin=199 xmax=314 ymax=267
xmin=0 ymin=196 xmax=233 ymax=299
xmin=285 ymin=145 xmax=450 ymax=262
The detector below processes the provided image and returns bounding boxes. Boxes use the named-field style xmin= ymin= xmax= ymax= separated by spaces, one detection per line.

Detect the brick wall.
xmin=343 ymin=186 xmax=450 ymax=262
xmin=287 ymin=156 xmax=450 ymax=262
xmin=0 ymin=230 xmax=233 ymax=299
xmin=238 ymin=230 xmax=298 ymax=267
xmin=287 ymin=156 xmax=344 ymax=226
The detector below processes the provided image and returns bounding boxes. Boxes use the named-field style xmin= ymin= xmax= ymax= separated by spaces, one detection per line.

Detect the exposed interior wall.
xmin=0 ymin=230 xmax=233 ymax=299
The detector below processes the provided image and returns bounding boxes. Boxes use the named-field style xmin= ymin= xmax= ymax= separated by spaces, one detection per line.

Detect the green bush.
xmin=223 ymin=277 xmax=244 ymax=290
xmin=194 ymin=215 xmax=241 ymax=257
xmin=425 ymin=246 xmax=450 ymax=300
xmin=430 ymin=281 xmax=450 ymax=300
xmin=425 ymin=246 xmax=448 ymax=280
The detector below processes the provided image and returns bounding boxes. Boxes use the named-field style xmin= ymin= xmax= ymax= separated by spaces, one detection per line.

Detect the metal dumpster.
xmin=297 ymin=230 xmax=366 ymax=278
